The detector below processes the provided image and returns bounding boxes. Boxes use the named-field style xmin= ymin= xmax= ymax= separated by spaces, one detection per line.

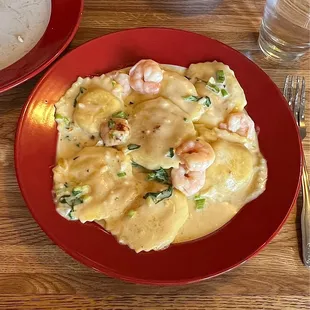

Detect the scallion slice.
xmin=221 ymin=88 xmax=229 ymax=97
xmin=117 ymin=172 xmax=127 ymax=177
xmin=127 ymin=210 xmax=136 ymax=218
xmin=108 ymin=119 xmax=115 ymax=129
xmin=112 ymin=111 xmax=128 ymax=119
xmin=194 ymin=195 xmax=206 ymax=210
xmin=207 ymin=81 xmax=220 ymax=94
xmin=127 ymin=144 xmax=140 ymax=150
xmin=183 ymin=95 xmax=200 ymax=102
xmin=167 ymin=148 xmax=174 ymax=158
xmin=216 ymin=70 xmax=225 ymax=84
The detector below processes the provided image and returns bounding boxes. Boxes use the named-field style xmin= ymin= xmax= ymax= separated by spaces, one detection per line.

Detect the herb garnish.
xmin=127 ymin=144 xmax=141 ymax=150
xmin=108 ymin=119 xmax=116 ymax=129
xmin=117 ymin=172 xmax=127 ymax=177
xmin=112 ymin=111 xmax=128 ymax=119
xmin=216 ymin=70 xmax=225 ymax=84
xmin=143 ymin=186 xmax=173 ymax=204
xmin=166 ymin=148 xmax=174 ymax=158
xmin=183 ymin=95 xmax=212 ymax=108
xmin=127 ymin=210 xmax=136 ymax=217
xmin=147 ymin=167 xmax=170 ymax=185
xmin=73 ymin=87 xmax=87 ymax=107
xmin=194 ymin=195 xmax=206 ymax=210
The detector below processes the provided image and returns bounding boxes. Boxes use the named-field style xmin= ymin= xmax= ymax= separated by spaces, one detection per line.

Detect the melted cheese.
xmin=128 ymin=97 xmax=196 ymax=170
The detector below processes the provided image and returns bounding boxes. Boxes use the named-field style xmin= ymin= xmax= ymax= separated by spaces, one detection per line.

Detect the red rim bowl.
xmin=15 ymin=28 xmax=302 ymax=285
xmin=0 ymin=0 xmax=84 ymax=94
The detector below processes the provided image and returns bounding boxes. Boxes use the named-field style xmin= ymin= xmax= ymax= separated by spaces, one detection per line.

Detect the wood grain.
xmin=0 ymin=0 xmax=309 ymax=309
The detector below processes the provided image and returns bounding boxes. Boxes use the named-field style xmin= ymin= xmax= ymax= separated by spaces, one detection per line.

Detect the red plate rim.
xmin=0 ymin=0 xmax=84 ymax=94
xmin=14 ymin=27 xmax=303 ymax=285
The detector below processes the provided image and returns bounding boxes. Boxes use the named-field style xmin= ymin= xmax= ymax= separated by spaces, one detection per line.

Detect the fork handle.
xmin=301 ymin=158 xmax=310 ymax=268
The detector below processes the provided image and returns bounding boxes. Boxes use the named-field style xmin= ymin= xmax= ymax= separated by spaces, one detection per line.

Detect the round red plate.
xmin=15 ymin=28 xmax=302 ymax=285
xmin=0 ymin=0 xmax=83 ymax=94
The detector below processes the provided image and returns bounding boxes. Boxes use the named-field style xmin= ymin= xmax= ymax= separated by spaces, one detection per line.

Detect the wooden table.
xmin=0 ymin=0 xmax=309 ymax=309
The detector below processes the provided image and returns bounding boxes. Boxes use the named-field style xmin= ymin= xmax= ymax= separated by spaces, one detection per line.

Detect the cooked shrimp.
xmin=219 ymin=112 xmax=255 ymax=140
xmin=176 ymin=140 xmax=215 ymax=172
xmin=100 ymin=118 xmax=130 ymax=146
xmin=171 ymin=164 xmax=205 ymax=196
xmin=129 ymin=59 xmax=163 ymax=94
xmin=107 ymin=71 xmax=131 ymax=98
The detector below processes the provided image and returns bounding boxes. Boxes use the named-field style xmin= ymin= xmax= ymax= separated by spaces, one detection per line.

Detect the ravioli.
xmin=201 ymin=140 xmax=254 ymax=200
xmin=104 ymin=187 xmax=189 ymax=253
xmin=128 ymin=97 xmax=196 ymax=170
xmin=73 ymin=88 xmax=123 ymax=134
xmin=53 ymin=146 xmax=137 ymax=223
xmin=174 ymin=199 xmax=237 ymax=243
xmin=159 ymin=71 xmax=204 ymax=120
xmin=186 ymin=61 xmax=247 ymax=127
xmin=174 ymin=138 xmax=266 ymax=243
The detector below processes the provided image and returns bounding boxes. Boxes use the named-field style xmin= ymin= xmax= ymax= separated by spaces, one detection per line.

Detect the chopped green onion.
xmin=183 ymin=118 xmax=188 ymax=122
xmin=183 ymin=95 xmax=211 ymax=108
xmin=117 ymin=172 xmax=126 ymax=177
xmin=197 ymin=97 xmax=212 ymax=108
xmin=74 ymin=197 xmax=84 ymax=205
xmin=127 ymin=210 xmax=136 ymax=218
xmin=202 ymin=96 xmax=212 ymax=107
xmin=166 ymin=148 xmax=174 ymax=158
xmin=59 ymin=195 xmax=71 ymax=204
xmin=183 ymin=95 xmax=200 ymax=102
xmin=147 ymin=167 xmax=170 ymax=184
xmin=127 ymin=144 xmax=140 ymax=150
xmin=216 ymin=70 xmax=225 ymax=84
xmin=143 ymin=186 xmax=173 ymax=204
xmin=73 ymin=87 xmax=87 ymax=107
xmin=207 ymin=81 xmax=220 ymax=94
xmin=55 ymin=114 xmax=70 ymax=126
xmin=112 ymin=80 xmax=116 ymax=87
xmin=72 ymin=185 xmax=89 ymax=197
xmin=221 ymin=88 xmax=229 ymax=97
xmin=194 ymin=195 xmax=206 ymax=210
xmin=112 ymin=111 xmax=128 ymax=119
xmin=72 ymin=189 xmax=82 ymax=196
xmin=108 ymin=119 xmax=115 ymax=129
xmin=68 ymin=209 xmax=74 ymax=220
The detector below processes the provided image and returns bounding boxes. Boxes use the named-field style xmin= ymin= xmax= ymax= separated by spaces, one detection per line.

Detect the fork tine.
xmin=300 ymin=77 xmax=306 ymax=123
xmin=284 ymin=75 xmax=292 ymax=103
xmin=293 ymin=76 xmax=301 ymax=124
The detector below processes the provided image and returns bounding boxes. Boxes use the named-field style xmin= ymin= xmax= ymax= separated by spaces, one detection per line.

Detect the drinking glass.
xmin=258 ymin=0 xmax=310 ymax=61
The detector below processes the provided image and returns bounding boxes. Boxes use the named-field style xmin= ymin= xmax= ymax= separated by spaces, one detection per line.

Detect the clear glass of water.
xmin=258 ymin=0 xmax=310 ymax=61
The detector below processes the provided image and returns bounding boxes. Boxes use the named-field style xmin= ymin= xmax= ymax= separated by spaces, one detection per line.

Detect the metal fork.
xmin=284 ymin=76 xmax=310 ymax=268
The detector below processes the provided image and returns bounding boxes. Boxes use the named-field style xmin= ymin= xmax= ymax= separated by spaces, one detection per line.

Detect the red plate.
xmin=0 ymin=0 xmax=83 ymax=94
xmin=15 ymin=28 xmax=302 ymax=285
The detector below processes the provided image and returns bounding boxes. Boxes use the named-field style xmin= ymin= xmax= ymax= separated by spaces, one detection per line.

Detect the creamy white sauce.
xmin=0 ymin=0 xmax=51 ymax=70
